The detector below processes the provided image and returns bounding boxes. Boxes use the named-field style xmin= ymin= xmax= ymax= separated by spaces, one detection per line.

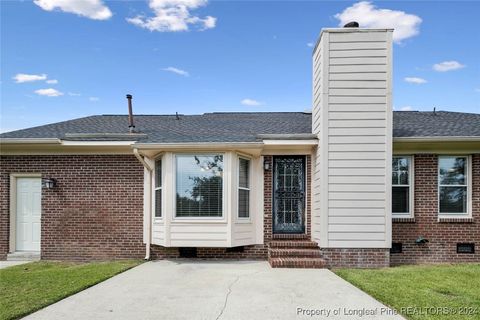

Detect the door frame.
xmin=272 ymin=156 xmax=306 ymax=234
xmin=9 ymin=173 xmax=42 ymax=253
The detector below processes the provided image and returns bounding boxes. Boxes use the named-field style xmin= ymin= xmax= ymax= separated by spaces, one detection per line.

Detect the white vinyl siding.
xmin=312 ymin=29 xmax=392 ymax=248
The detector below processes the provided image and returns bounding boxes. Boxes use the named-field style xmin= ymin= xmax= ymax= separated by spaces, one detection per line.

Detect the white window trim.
xmin=237 ymin=155 xmax=252 ymax=222
xmin=172 ymin=153 xmax=227 ymax=221
xmin=438 ymin=155 xmax=472 ymax=218
xmin=153 ymin=156 xmax=163 ymax=220
xmin=392 ymin=155 xmax=414 ymax=219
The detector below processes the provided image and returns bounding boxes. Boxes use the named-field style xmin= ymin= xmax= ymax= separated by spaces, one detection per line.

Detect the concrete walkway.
xmin=0 ymin=260 xmax=31 ymax=269
xmin=24 ymin=260 xmax=404 ymax=320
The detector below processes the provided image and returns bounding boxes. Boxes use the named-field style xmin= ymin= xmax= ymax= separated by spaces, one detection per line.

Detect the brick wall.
xmin=320 ymin=248 xmax=390 ymax=268
xmin=1 ymin=153 xmax=314 ymax=261
xmin=391 ymin=154 xmax=480 ymax=265
xmin=0 ymin=155 xmax=145 ymax=260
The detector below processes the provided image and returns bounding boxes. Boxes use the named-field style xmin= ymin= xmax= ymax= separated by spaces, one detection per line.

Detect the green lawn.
xmin=335 ymin=264 xmax=480 ymax=320
xmin=0 ymin=260 xmax=142 ymax=320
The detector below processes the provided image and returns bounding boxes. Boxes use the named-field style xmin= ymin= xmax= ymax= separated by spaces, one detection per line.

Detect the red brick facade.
xmin=391 ymin=154 xmax=480 ymax=265
xmin=320 ymin=248 xmax=390 ymax=268
xmin=2 ymin=152 xmax=477 ymax=266
xmin=0 ymin=155 xmax=146 ymax=260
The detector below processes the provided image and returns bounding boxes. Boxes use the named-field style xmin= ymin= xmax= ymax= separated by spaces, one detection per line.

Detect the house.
xmin=1 ymin=27 xmax=479 ymax=268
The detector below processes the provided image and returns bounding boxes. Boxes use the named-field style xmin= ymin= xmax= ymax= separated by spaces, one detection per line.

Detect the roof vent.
xmin=344 ymin=21 xmax=359 ymax=28
xmin=126 ymin=94 xmax=135 ymax=133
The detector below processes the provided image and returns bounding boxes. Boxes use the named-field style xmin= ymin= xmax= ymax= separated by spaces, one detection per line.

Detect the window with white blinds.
xmin=176 ymin=154 xmax=223 ymax=217
xmin=154 ymin=159 xmax=162 ymax=217
xmin=238 ymin=157 xmax=250 ymax=218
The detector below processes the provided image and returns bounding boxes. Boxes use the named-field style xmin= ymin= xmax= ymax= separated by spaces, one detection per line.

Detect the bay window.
xmin=238 ymin=157 xmax=250 ymax=218
xmin=439 ymin=156 xmax=469 ymax=215
xmin=175 ymin=154 xmax=223 ymax=217
xmin=392 ymin=156 xmax=412 ymax=217
xmin=154 ymin=159 xmax=162 ymax=217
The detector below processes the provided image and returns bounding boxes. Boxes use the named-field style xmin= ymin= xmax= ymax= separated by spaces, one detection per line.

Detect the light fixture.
xmin=415 ymin=236 xmax=429 ymax=244
xmin=264 ymin=159 xmax=271 ymax=171
xmin=42 ymin=178 xmax=56 ymax=189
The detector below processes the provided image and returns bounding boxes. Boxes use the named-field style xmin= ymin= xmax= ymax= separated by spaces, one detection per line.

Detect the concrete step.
xmin=269 ymin=248 xmax=323 ymax=258
xmin=268 ymin=240 xmax=319 ymax=249
xmin=7 ymin=251 xmax=40 ymax=261
xmin=268 ymin=257 xmax=326 ymax=268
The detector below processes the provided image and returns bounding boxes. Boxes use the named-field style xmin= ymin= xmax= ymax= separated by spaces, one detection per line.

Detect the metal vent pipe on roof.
xmin=126 ymin=94 xmax=135 ymax=133
xmin=344 ymin=21 xmax=359 ymax=28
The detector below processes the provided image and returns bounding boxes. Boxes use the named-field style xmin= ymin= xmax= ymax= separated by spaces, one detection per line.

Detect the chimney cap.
xmin=126 ymin=94 xmax=132 ymax=99
xmin=343 ymin=21 xmax=359 ymax=28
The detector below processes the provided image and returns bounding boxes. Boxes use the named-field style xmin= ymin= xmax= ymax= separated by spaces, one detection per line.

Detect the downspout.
xmin=133 ymin=148 xmax=153 ymax=260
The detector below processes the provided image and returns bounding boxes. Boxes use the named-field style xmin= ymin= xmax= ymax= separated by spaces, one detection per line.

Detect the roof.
xmin=1 ymin=111 xmax=479 ymax=143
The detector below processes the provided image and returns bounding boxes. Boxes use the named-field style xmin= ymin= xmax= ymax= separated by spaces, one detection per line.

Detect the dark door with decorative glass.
xmin=273 ymin=156 xmax=305 ymax=234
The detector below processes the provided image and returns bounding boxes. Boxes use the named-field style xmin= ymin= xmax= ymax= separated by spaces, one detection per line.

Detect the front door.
xmin=273 ymin=156 xmax=305 ymax=234
xmin=16 ymin=177 xmax=41 ymax=251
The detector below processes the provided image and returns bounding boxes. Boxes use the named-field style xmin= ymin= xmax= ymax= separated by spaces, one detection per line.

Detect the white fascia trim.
xmin=394 ymin=136 xmax=480 ymax=142
xmin=0 ymin=138 xmax=61 ymax=144
xmin=61 ymin=141 xmax=137 ymax=146
xmin=262 ymin=139 xmax=318 ymax=146
xmin=133 ymin=142 xmax=263 ymax=149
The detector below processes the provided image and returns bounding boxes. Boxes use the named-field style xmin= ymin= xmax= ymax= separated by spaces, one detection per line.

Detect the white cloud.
xmin=163 ymin=67 xmax=190 ymax=77
xmin=241 ymin=98 xmax=263 ymax=106
xmin=89 ymin=96 xmax=99 ymax=102
xmin=13 ymin=73 xmax=47 ymax=83
xmin=400 ymin=106 xmax=413 ymax=111
xmin=334 ymin=1 xmax=422 ymax=43
xmin=126 ymin=0 xmax=216 ymax=32
xmin=46 ymin=79 xmax=58 ymax=84
xmin=404 ymin=77 xmax=427 ymax=84
xmin=307 ymin=42 xmax=314 ymax=47
xmin=34 ymin=88 xmax=64 ymax=97
xmin=33 ymin=0 xmax=112 ymax=20
xmin=433 ymin=61 xmax=465 ymax=72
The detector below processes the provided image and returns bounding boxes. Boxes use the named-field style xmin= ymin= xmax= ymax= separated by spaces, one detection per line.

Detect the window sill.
xmin=438 ymin=217 xmax=474 ymax=223
xmin=392 ymin=217 xmax=415 ymax=223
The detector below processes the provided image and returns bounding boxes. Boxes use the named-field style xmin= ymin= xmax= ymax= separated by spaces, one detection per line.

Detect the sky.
xmin=1 ymin=0 xmax=479 ymax=133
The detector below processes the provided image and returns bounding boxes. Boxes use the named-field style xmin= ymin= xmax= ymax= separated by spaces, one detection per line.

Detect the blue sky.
xmin=1 ymin=0 xmax=479 ymax=133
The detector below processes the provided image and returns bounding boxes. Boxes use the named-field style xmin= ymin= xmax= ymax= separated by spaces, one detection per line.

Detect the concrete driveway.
xmin=24 ymin=260 xmax=404 ymax=320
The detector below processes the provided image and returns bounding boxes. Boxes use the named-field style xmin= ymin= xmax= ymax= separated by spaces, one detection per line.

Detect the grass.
xmin=335 ymin=264 xmax=480 ymax=320
xmin=0 ymin=260 xmax=142 ymax=320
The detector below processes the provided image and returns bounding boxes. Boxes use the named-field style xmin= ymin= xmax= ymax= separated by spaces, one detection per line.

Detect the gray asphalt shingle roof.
xmin=1 ymin=111 xmax=479 ymax=143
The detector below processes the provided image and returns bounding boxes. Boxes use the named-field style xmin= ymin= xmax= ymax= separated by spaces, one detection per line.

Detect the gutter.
xmin=133 ymin=148 xmax=153 ymax=260
xmin=0 ymin=138 xmax=61 ymax=144
xmin=133 ymin=142 xmax=263 ymax=149
xmin=394 ymin=136 xmax=480 ymax=142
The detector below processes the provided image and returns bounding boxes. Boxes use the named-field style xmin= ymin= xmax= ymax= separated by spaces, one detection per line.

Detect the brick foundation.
xmin=320 ymin=248 xmax=390 ymax=268
xmin=0 ymin=155 xmax=146 ymax=260
xmin=391 ymin=154 xmax=480 ymax=265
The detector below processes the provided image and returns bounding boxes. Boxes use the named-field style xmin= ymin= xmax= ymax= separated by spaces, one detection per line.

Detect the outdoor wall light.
xmin=42 ymin=178 xmax=56 ymax=189
xmin=264 ymin=159 xmax=271 ymax=171
xmin=415 ymin=236 xmax=429 ymax=244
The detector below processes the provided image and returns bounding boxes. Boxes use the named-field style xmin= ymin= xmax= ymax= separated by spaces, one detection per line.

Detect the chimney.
xmin=311 ymin=27 xmax=393 ymax=249
xmin=126 ymin=94 xmax=135 ymax=133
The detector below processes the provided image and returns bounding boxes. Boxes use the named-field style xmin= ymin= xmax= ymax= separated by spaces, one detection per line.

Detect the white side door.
xmin=16 ymin=178 xmax=42 ymax=251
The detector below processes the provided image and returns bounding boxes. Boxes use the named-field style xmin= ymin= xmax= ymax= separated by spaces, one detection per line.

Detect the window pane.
xmin=155 ymin=159 xmax=162 ymax=187
xmin=440 ymin=186 xmax=467 ymax=213
xmin=238 ymin=189 xmax=249 ymax=218
xmin=392 ymin=186 xmax=409 ymax=213
xmin=176 ymin=155 xmax=223 ymax=217
xmin=155 ymin=189 xmax=162 ymax=217
xmin=439 ymin=157 xmax=466 ymax=185
xmin=239 ymin=158 xmax=250 ymax=188
xmin=392 ymin=157 xmax=409 ymax=185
